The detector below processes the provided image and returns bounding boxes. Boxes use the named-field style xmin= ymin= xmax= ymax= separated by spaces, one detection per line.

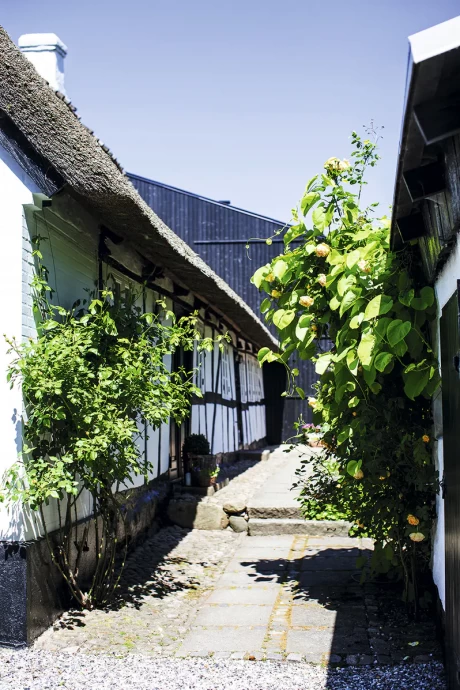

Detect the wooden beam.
xmin=403 ymin=160 xmax=445 ymax=202
xmin=414 ymin=93 xmax=460 ymax=145
xmin=396 ymin=212 xmax=428 ymax=242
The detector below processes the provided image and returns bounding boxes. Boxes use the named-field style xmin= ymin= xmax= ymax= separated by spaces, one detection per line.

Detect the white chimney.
xmin=18 ymin=33 xmax=68 ymax=95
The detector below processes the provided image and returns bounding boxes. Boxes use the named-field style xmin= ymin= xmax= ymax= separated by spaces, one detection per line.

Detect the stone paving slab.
xmin=178 ymin=626 xmax=267 ymax=653
xmin=194 ymin=604 xmax=273 ymax=627
xmin=34 ymin=448 xmax=442 ymax=669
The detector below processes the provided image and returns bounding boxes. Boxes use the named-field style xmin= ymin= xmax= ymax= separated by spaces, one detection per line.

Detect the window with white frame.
xmin=221 ymin=345 xmax=232 ymax=400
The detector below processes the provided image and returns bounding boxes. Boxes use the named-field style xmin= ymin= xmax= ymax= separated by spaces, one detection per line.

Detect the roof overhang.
xmin=391 ymin=16 xmax=460 ymax=248
xmin=0 ymin=27 xmax=277 ymax=351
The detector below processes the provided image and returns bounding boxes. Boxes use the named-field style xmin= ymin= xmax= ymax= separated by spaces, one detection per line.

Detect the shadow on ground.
xmin=241 ymin=545 xmax=443 ymax=668
xmin=54 ymin=525 xmax=199 ymax=629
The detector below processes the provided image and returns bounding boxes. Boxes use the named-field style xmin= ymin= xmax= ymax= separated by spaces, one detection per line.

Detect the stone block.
xmin=167 ymin=500 xmax=229 ymax=530
xmin=248 ymin=518 xmax=351 ymax=537
xmin=229 ymin=516 xmax=249 ymax=533
xmin=223 ymin=500 xmax=246 ymax=515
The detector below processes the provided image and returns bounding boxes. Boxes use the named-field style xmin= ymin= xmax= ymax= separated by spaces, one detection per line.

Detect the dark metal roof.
xmin=128 ymin=173 xmax=288 ymax=326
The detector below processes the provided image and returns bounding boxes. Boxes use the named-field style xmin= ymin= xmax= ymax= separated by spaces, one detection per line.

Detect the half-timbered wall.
xmin=0 ymin=184 xmax=268 ymax=541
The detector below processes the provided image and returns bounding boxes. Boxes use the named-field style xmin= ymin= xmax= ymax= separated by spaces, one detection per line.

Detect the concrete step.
xmin=247 ymin=505 xmax=302 ymax=519
xmin=248 ymin=518 xmax=351 ymax=537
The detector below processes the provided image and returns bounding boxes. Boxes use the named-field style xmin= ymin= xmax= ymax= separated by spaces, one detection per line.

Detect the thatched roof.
xmin=0 ymin=27 xmax=277 ymax=350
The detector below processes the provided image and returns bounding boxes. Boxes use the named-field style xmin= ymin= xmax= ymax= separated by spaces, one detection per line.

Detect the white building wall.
xmin=0 ymin=150 xmax=37 ymax=540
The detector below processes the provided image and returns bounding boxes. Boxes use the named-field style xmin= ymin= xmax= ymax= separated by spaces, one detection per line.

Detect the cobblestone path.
xmin=37 ymin=529 xmax=442 ymax=666
xmin=36 ymin=449 xmax=443 ymax=670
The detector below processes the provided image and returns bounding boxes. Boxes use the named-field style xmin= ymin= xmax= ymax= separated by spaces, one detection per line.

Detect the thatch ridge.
xmin=0 ymin=27 xmax=276 ymax=349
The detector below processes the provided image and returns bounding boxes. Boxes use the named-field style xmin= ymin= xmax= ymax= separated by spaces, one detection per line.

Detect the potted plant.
xmin=182 ymin=434 xmax=218 ymax=487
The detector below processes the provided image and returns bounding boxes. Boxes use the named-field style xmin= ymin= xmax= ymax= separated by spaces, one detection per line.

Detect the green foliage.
xmin=182 ymin=433 xmax=211 ymax=458
xmin=2 ymin=243 xmax=218 ymax=608
xmin=252 ymin=131 xmax=439 ymax=613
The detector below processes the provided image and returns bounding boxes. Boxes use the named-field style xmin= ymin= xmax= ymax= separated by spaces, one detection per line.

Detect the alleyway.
xmin=0 ymin=448 xmax=446 ymax=689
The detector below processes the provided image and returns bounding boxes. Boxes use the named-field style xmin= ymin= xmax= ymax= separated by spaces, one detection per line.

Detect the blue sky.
xmin=2 ymin=1 xmax=459 ymax=221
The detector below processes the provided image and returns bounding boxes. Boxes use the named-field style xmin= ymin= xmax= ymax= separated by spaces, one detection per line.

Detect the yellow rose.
xmin=266 ymin=272 xmax=275 ymax=283
xmin=422 ymin=434 xmax=430 ymax=443
xmin=324 ymin=156 xmax=340 ymax=170
xmin=338 ymin=159 xmax=351 ymax=172
xmin=353 ymin=469 xmax=364 ymax=480
xmin=299 ymin=295 xmax=314 ymax=308
xmin=307 ymin=397 xmax=317 ymax=408
xmin=315 ymin=243 xmax=330 ymax=258
xmin=409 ymin=532 xmax=425 ymax=543
xmin=311 ymin=324 xmax=317 ymax=332
xmin=407 ymin=515 xmax=420 ymax=526
xmin=271 ymin=290 xmax=281 ymax=298
xmin=318 ymin=273 xmax=327 ymax=287
xmin=358 ymin=259 xmax=371 ymax=273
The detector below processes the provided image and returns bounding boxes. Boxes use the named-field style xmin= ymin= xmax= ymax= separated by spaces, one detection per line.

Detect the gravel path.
xmin=0 ymin=650 xmax=446 ymax=689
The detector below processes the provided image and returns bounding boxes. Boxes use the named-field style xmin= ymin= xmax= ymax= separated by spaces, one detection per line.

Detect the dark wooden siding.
xmin=129 ymin=173 xmax=316 ymax=435
xmin=440 ymin=286 xmax=460 ymax=690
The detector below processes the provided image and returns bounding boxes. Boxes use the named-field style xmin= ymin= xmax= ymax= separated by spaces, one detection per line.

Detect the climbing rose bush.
xmin=251 ymin=132 xmax=440 ymax=610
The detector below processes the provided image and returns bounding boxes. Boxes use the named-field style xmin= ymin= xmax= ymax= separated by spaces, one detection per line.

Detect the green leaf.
xmin=301 ymin=192 xmax=320 ymax=216
xmin=363 ymin=366 xmax=376 ymax=386
xmin=298 ymin=315 xmax=312 ymax=329
xmin=420 ymin=286 xmax=435 ymax=307
xmin=374 ymin=352 xmax=394 ymax=372
xmin=370 ymin=382 xmax=382 ymax=394
xmin=357 ymin=332 xmax=376 ymax=366
xmin=312 ymin=205 xmax=328 ymax=230
xmin=295 ymin=322 xmax=310 ymax=343
xmin=330 ymin=295 xmax=341 ymax=311
xmin=338 ymin=427 xmax=352 ymax=445
xmin=346 ymin=459 xmax=361 ymax=475
xmin=260 ymin=298 xmax=271 ymax=313
xmin=284 ymin=224 xmax=305 ymax=245
xmin=273 ymin=259 xmax=289 ymax=281
xmin=350 ymin=313 xmax=364 ymax=329
xmin=348 ymin=396 xmax=360 ymax=408
xmin=404 ymin=369 xmax=430 ymax=400
xmin=273 ymin=309 xmax=296 ymax=330
xmin=258 ymin=347 xmax=271 ymax=363
xmin=374 ymin=317 xmax=392 ymax=342
xmin=315 ymin=354 xmax=332 ymax=375
xmin=387 ymin=319 xmax=411 ymax=347
xmin=296 ymin=386 xmax=305 ymax=400
xmin=346 ymin=350 xmax=359 ymax=375
xmin=364 ymin=295 xmax=393 ymax=321
xmin=393 ymin=339 xmax=408 ymax=357
xmin=399 ymin=289 xmax=414 ymax=307
xmin=337 ymin=274 xmax=356 ymax=297
xmin=306 ymin=175 xmax=318 ymax=191
xmin=251 ymin=264 xmax=270 ymax=289
xmin=340 ymin=290 xmax=360 ymax=317
xmin=345 ymin=249 xmax=361 ymax=269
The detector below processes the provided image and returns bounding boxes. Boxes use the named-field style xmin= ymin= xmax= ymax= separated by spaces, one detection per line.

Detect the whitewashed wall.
xmin=239 ymin=352 xmax=266 ymax=447
xmin=0 ymin=146 xmax=269 ymax=543
xmin=0 ymin=148 xmax=39 ymax=540
xmin=190 ymin=332 xmax=267 ymax=454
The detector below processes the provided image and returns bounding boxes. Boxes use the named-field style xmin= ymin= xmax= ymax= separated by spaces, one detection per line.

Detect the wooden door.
xmin=441 ymin=285 xmax=460 ymax=689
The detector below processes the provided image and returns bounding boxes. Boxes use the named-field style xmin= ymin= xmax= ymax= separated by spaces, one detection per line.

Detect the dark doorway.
xmin=440 ymin=285 xmax=460 ymax=689
xmin=169 ymin=340 xmax=193 ymax=481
